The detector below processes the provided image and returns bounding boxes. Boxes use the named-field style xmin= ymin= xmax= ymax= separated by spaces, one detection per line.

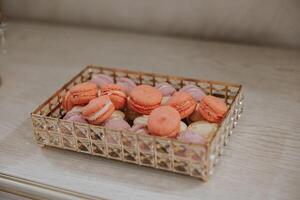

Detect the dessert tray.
xmin=31 ymin=65 xmax=244 ymax=181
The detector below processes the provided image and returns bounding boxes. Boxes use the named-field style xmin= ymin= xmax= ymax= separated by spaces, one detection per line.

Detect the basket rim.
xmin=31 ymin=65 xmax=243 ymax=149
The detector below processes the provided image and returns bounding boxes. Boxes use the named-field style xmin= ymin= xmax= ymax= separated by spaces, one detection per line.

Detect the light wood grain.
xmin=0 ymin=20 xmax=300 ymax=200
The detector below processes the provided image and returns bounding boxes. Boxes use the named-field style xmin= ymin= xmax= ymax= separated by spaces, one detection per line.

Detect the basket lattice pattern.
xmin=31 ymin=66 xmax=244 ymax=181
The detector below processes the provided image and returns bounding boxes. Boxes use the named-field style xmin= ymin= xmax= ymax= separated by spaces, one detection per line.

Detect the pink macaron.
xmin=102 ymin=118 xmax=131 ymax=131
xmin=129 ymin=123 xmax=149 ymax=135
xmin=155 ymin=82 xmax=176 ymax=97
xmin=116 ymin=77 xmax=137 ymax=95
xmin=90 ymin=74 xmax=114 ymax=88
xmin=103 ymin=118 xmax=131 ymax=144
xmin=179 ymin=84 xmax=206 ymax=102
xmin=63 ymin=106 xmax=83 ymax=119
xmin=177 ymin=130 xmax=207 ymax=144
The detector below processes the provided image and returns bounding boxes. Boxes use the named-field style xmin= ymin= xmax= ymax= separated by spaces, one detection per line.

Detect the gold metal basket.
xmin=31 ymin=65 xmax=244 ymax=181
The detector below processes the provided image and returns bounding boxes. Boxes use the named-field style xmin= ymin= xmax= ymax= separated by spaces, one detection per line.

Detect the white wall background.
xmin=3 ymin=0 xmax=300 ymax=48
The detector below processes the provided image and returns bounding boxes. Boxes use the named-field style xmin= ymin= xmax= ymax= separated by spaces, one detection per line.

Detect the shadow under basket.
xmin=31 ymin=65 xmax=244 ymax=181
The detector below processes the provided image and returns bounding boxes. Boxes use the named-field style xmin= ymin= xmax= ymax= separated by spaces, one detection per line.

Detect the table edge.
xmin=0 ymin=172 xmax=104 ymax=200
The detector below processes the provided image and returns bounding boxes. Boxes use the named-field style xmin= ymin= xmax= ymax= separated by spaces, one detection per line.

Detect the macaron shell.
xmin=198 ymin=95 xmax=228 ymax=123
xmin=63 ymin=106 xmax=83 ymax=119
xmin=82 ymin=96 xmax=108 ymax=115
xmin=129 ymin=85 xmax=162 ymax=107
xmin=110 ymin=110 xmax=125 ymax=119
xmin=101 ymin=84 xmax=127 ymax=110
xmin=133 ymin=115 xmax=149 ymax=125
xmin=82 ymin=96 xmax=115 ymax=125
xmin=128 ymin=97 xmax=160 ymax=115
xmin=188 ymin=121 xmax=218 ymax=140
xmin=155 ymin=82 xmax=176 ymax=96
xmin=167 ymin=91 xmax=196 ymax=119
xmin=179 ymin=85 xmax=206 ymax=102
xmin=161 ymin=96 xmax=170 ymax=105
xmin=178 ymin=130 xmax=207 ymax=144
xmin=202 ymin=95 xmax=228 ymax=115
xmin=178 ymin=102 xmax=196 ymax=119
xmin=91 ymin=107 xmax=115 ymax=124
xmin=129 ymin=123 xmax=149 ymax=135
xmin=62 ymin=91 xmax=74 ymax=111
xmin=68 ymin=114 xmax=88 ymax=124
xmin=148 ymin=106 xmax=181 ymax=137
xmin=103 ymin=118 xmax=131 ymax=131
xmin=90 ymin=74 xmax=114 ymax=88
xmin=69 ymin=82 xmax=98 ymax=105
xmin=180 ymin=121 xmax=188 ymax=132
xmin=116 ymin=77 xmax=137 ymax=95
xmin=188 ymin=104 xmax=205 ymax=122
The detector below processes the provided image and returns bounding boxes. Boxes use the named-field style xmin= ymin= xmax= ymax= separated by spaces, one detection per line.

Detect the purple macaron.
xmin=116 ymin=77 xmax=137 ymax=95
xmin=102 ymin=118 xmax=131 ymax=131
xmin=179 ymin=85 xmax=206 ymax=102
xmin=63 ymin=106 xmax=87 ymax=123
xmin=90 ymin=74 xmax=114 ymax=88
xmin=103 ymin=118 xmax=131 ymax=144
xmin=155 ymin=82 xmax=176 ymax=97
xmin=129 ymin=123 xmax=149 ymax=135
xmin=177 ymin=130 xmax=207 ymax=145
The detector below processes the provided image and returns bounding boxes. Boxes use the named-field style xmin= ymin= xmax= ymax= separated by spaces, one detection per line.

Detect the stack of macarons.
xmin=62 ymin=73 xmax=228 ymax=145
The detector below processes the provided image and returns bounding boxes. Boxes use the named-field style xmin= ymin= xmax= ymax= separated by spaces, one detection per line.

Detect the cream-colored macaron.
xmin=160 ymin=96 xmax=170 ymax=105
xmin=133 ymin=115 xmax=149 ymax=125
xmin=188 ymin=121 xmax=218 ymax=139
xmin=180 ymin=121 xmax=187 ymax=132
xmin=110 ymin=110 xmax=125 ymax=119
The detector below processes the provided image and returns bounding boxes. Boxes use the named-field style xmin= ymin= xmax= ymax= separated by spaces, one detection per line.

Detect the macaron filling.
xmin=86 ymin=100 xmax=113 ymax=121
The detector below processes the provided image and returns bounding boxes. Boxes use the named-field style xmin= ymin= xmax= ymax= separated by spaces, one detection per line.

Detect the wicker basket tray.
xmin=31 ymin=65 xmax=244 ymax=181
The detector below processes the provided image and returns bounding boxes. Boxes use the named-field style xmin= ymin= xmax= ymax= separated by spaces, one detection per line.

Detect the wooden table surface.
xmin=0 ymin=20 xmax=300 ymax=200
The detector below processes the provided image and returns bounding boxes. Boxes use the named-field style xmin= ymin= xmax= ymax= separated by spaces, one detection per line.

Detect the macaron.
xmin=188 ymin=104 xmax=205 ymax=122
xmin=180 ymin=121 xmax=188 ymax=132
xmin=187 ymin=121 xmax=218 ymax=140
xmin=63 ymin=106 xmax=87 ymax=123
xmin=64 ymin=114 xmax=87 ymax=124
xmin=179 ymin=84 xmax=206 ymax=102
xmin=62 ymin=91 xmax=74 ymax=111
xmin=102 ymin=118 xmax=131 ymax=131
xmin=116 ymin=77 xmax=137 ymax=95
xmin=90 ymin=74 xmax=114 ymax=88
xmin=160 ymin=96 xmax=170 ymax=105
xmin=129 ymin=123 xmax=149 ymax=135
xmin=198 ymin=95 xmax=228 ymax=123
xmin=166 ymin=91 xmax=196 ymax=119
xmin=103 ymin=118 xmax=130 ymax=144
xmin=148 ymin=106 xmax=181 ymax=138
xmin=110 ymin=110 xmax=125 ymax=119
xmin=82 ymin=96 xmax=115 ymax=125
xmin=133 ymin=115 xmax=148 ymax=126
xmin=100 ymin=84 xmax=127 ymax=110
xmin=63 ymin=106 xmax=83 ymax=119
xmin=62 ymin=82 xmax=98 ymax=111
xmin=177 ymin=130 xmax=207 ymax=145
xmin=128 ymin=85 xmax=162 ymax=115
xmin=155 ymin=82 xmax=176 ymax=97
xmin=69 ymin=82 xmax=98 ymax=105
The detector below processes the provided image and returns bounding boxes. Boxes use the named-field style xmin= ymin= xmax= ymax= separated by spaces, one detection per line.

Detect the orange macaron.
xmin=100 ymin=84 xmax=127 ymax=110
xmin=148 ymin=106 xmax=181 ymax=138
xmin=62 ymin=82 xmax=98 ymax=112
xmin=62 ymin=91 xmax=74 ymax=111
xmin=128 ymin=85 xmax=162 ymax=115
xmin=198 ymin=95 xmax=228 ymax=123
xmin=166 ymin=91 xmax=196 ymax=119
xmin=82 ymin=95 xmax=115 ymax=125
